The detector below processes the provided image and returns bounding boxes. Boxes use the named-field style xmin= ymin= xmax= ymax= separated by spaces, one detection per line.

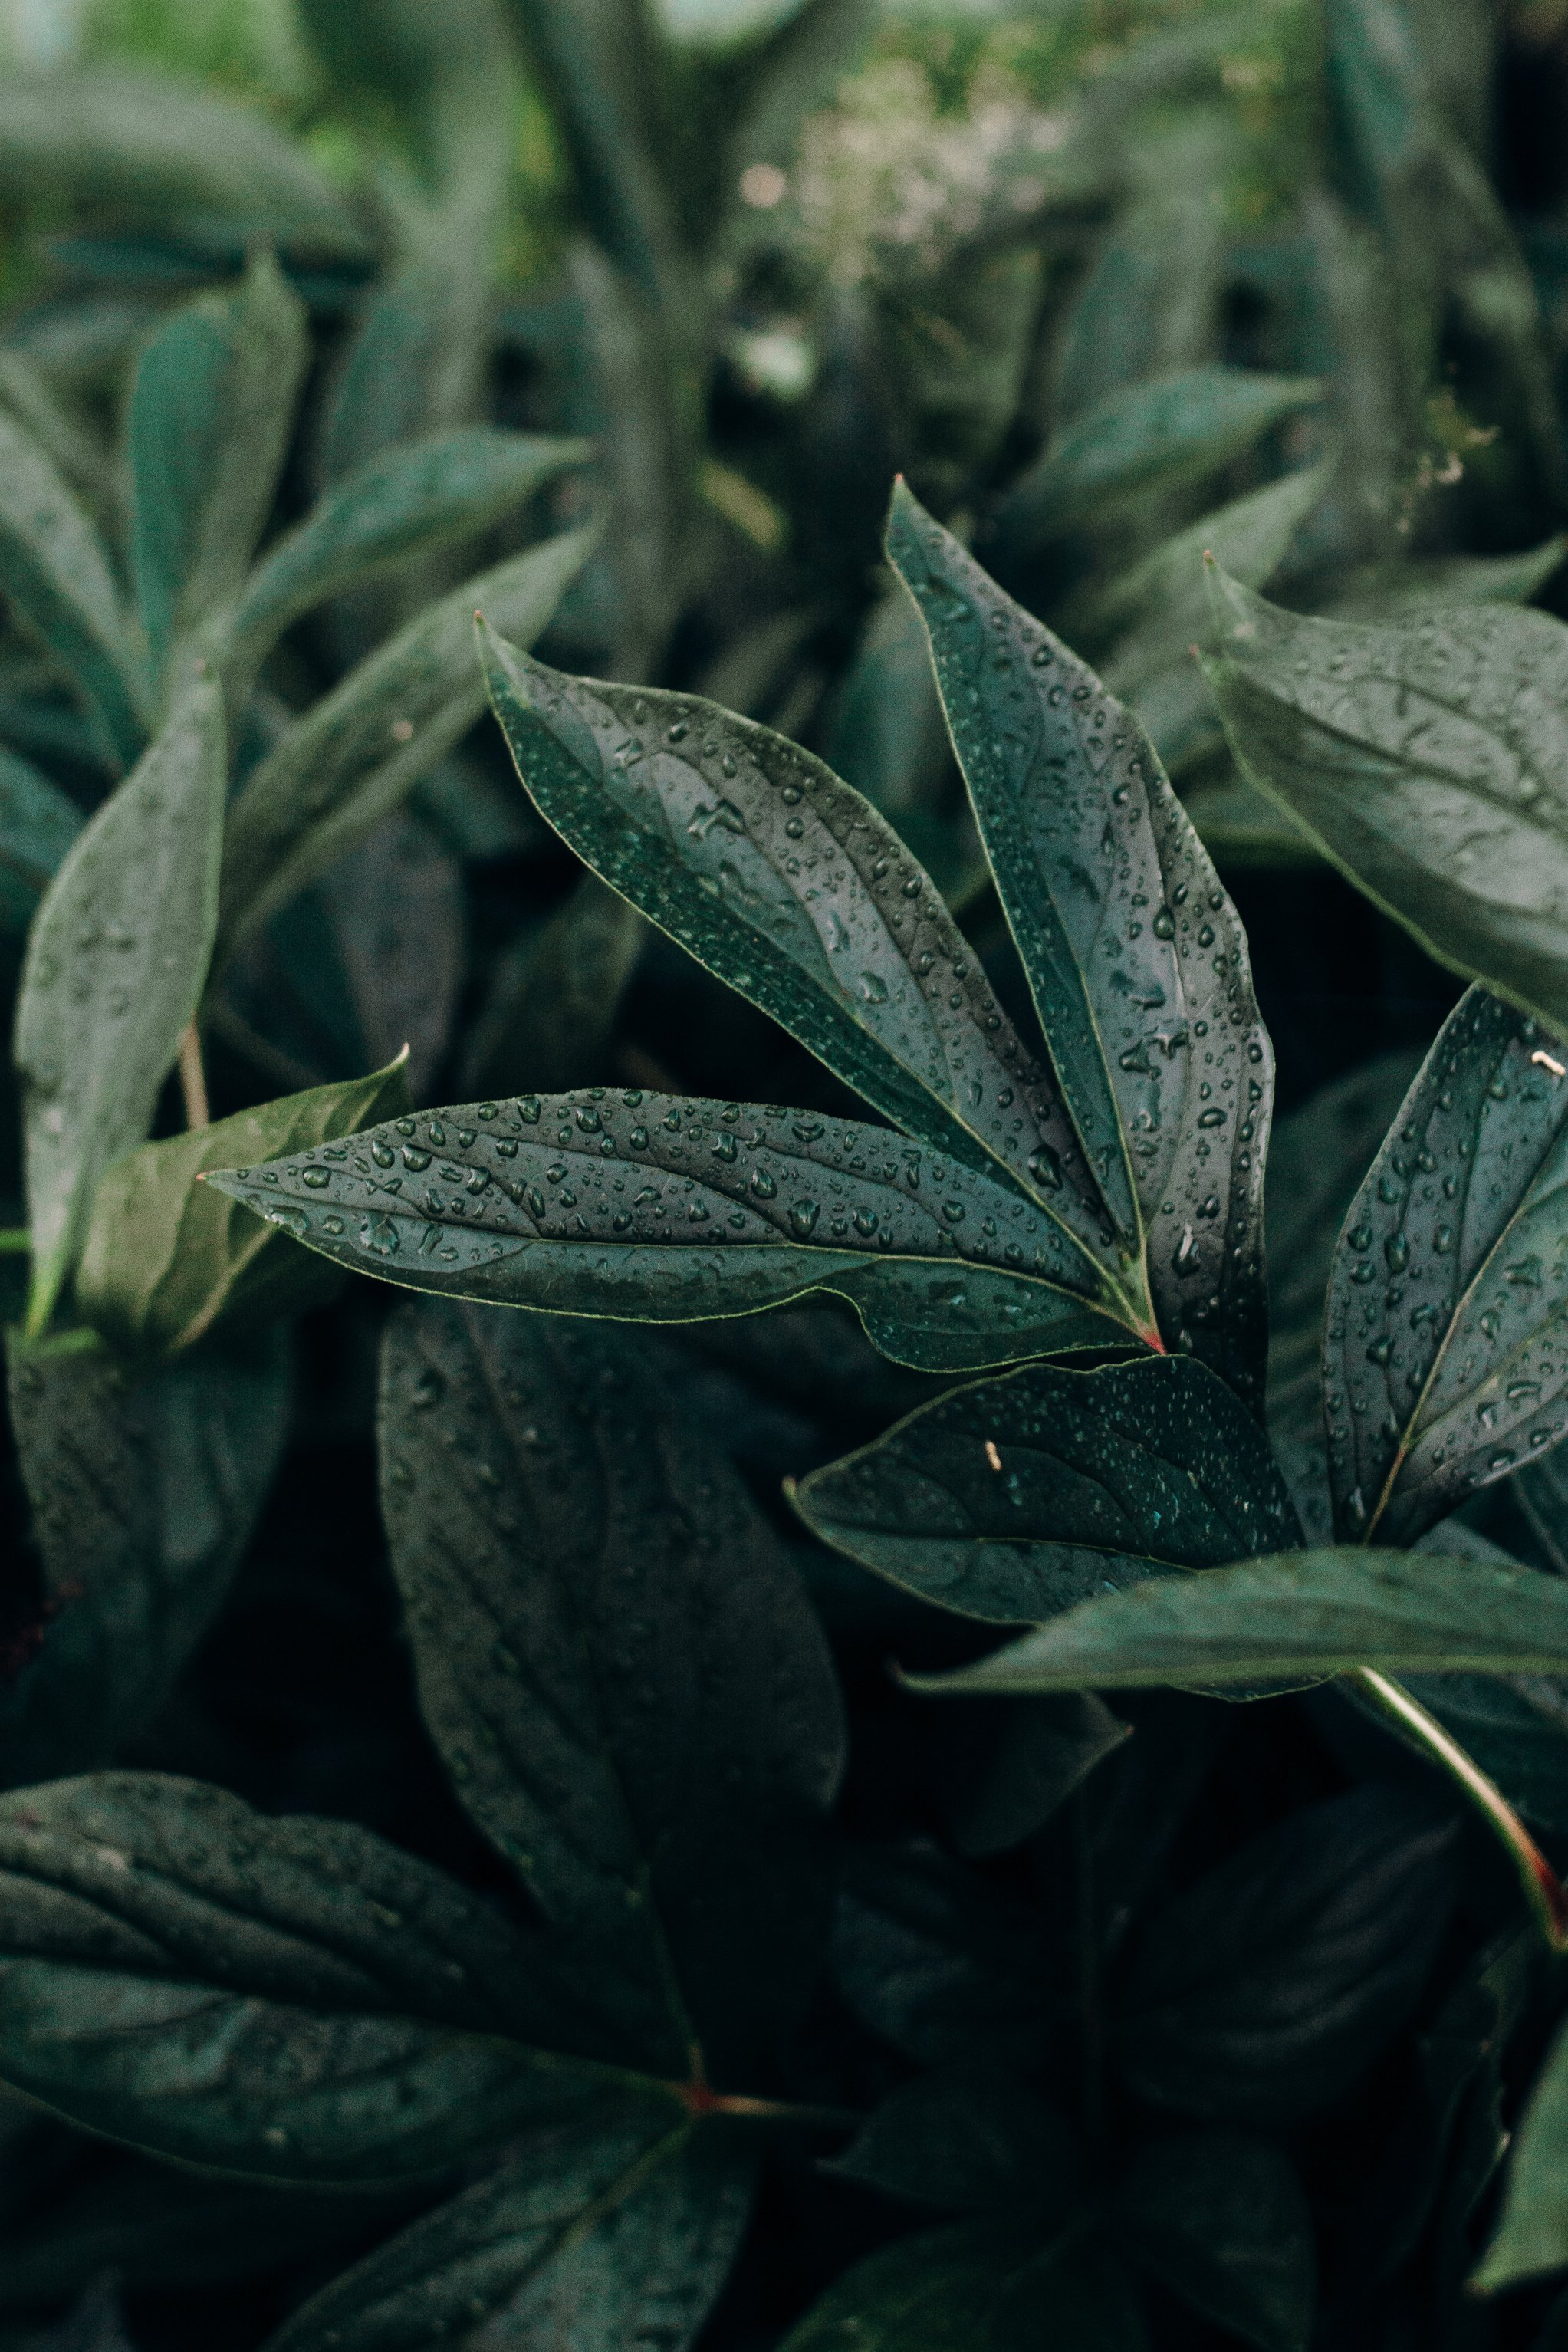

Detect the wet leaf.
xmin=1112 ymin=1789 xmax=1457 ymax=2124
xmin=204 ymin=1087 xmax=1130 ymax=1377
xmin=1201 ymin=570 xmax=1568 ymax=1035
xmin=15 ymin=672 xmax=225 ymax=1334
xmin=1115 ymin=2128 xmax=1313 ymax=2350
xmin=0 ymin=1773 xmax=656 ymax=2186
xmin=478 ymin=618 xmax=1128 ymax=1312
xmin=0 ymin=406 xmax=147 ymax=769
xmin=906 ymin=1548 xmax=1568 ymax=1696
xmin=778 ymin=2222 xmax=1146 ymax=2352
xmin=266 ymin=2115 xmax=752 ymax=2352
xmin=215 ymin=528 xmax=593 ymax=959
xmin=887 ymin=482 xmax=1274 ymax=1409
xmin=1321 ymin=986 xmax=1568 ymax=1545
xmin=128 ymin=252 xmax=308 ymax=676
xmin=379 ymin=1299 xmax=844 ymax=2083
xmin=2 ymin=1327 xmax=289 ymax=1783
xmin=75 ymin=1054 xmax=412 ymax=1359
xmin=791 ymin=1356 xmax=1301 ymax=1623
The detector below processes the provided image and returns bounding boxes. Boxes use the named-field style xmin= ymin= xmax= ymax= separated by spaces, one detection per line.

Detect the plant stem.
xmin=1350 ymin=1666 xmax=1568 ymax=1952
xmin=0 ymin=1229 xmax=29 ymax=1253
xmin=178 ymin=1021 xmax=210 ymax=1130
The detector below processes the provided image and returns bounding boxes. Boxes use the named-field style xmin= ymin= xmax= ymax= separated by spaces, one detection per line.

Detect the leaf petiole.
xmin=1350 ymin=1666 xmax=1568 ymax=1952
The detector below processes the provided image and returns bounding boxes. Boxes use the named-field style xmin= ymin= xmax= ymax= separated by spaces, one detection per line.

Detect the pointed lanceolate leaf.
xmin=478 ymin=619 xmax=1126 ymax=1297
xmin=266 ymin=2117 xmax=752 ymax=2352
xmin=228 ymin=429 xmax=592 ymax=686
xmin=129 ymin=252 xmax=308 ymax=675
xmin=2 ymin=1329 xmax=289 ymax=1782
xmin=1323 ymin=986 xmax=1568 ymax=1544
xmin=778 ymin=2222 xmax=1145 ymax=2352
xmin=1474 ymin=2014 xmax=1568 ymax=2290
xmin=906 ymin=1550 xmax=1568 ymax=1696
xmin=15 ymin=672 xmax=226 ymax=1335
xmin=380 ymin=1301 xmax=844 ymax=2084
xmin=791 ymin=1356 xmax=1301 ymax=1623
xmin=75 ymin=1053 xmax=413 ymax=1359
xmin=215 ymin=529 xmax=595 ymax=959
xmin=1116 ymin=2130 xmax=1314 ymax=2352
xmin=0 ymin=1775 xmax=656 ymax=2186
xmin=888 ymin=483 xmax=1273 ymax=1410
xmin=1201 ymin=570 xmax=1568 ymax=1035
xmin=204 ymin=1090 xmax=1129 ymax=1377
xmin=0 ymin=407 xmax=148 ymax=768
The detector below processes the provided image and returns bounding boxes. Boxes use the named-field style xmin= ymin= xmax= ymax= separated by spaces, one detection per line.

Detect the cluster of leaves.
xmin=8 ymin=2 xmax=1568 ymax=2350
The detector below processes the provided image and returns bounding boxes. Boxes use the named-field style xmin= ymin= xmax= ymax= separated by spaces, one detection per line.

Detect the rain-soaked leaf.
xmin=887 ymin=482 xmax=1274 ymax=1410
xmin=127 ymin=253 xmax=308 ymax=677
xmin=0 ymin=1774 xmax=660 ymax=2186
xmin=265 ymin=2114 xmax=752 ymax=2352
xmin=1321 ymin=986 xmax=1568 ymax=1545
xmin=478 ymin=620 xmax=1137 ymax=1328
xmin=75 ymin=1054 xmax=412 ymax=1359
xmin=2 ymin=1328 xmax=290 ymax=1782
xmin=0 ymin=407 xmax=148 ymax=769
xmin=791 ymin=1356 xmax=1301 ymax=1623
xmin=15 ymin=672 xmax=225 ymax=1335
xmin=907 ymin=1549 xmax=1568 ymax=1696
xmin=1201 ymin=571 xmax=1568 ymax=1035
xmin=379 ymin=1299 xmax=844 ymax=2084
xmin=204 ymin=1087 xmax=1131 ymax=1377
xmin=215 ymin=529 xmax=594 ymax=959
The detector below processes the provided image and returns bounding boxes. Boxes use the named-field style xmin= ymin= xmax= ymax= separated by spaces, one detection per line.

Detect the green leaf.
xmin=2 ymin=1329 xmax=289 ymax=1784
xmin=229 ymin=429 xmax=592 ymax=686
xmin=1474 ymin=2008 xmax=1568 ymax=2289
xmin=1201 ymin=570 xmax=1568 ymax=1034
xmin=0 ymin=745 xmax=82 ymax=938
xmin=379 ymin=1298 xmax=843 ymax=2083
xmin=214 ymin=528 xmax=594 ymax=959
xmin=15 ymin=672 xmax=226 ymax=1336
xmin=1112 ymin=1789 xmax=1456 ymax=2124
xmin=1395 ymin=1666 xmax=1568 ymax=1838
xmin=1323 ymin=540 xmax=1567 ymax=623
xmin=778 ymin=2222 xmax=1146 ymax=2352
xmin=832 ymin=1846 xmax=1056 ymax=2070
xmin=265 ymin=2115 xmax=752 ymax=2352
xmin=128 ymin=252 xmax=308 ymax=678
xmin=1115 ymin=2129 xmax=1313 ymax=2351
xmin=202 ymin=1088 xmax=1130 ymax=1377
xmin=0 ymin=70 xmax=366 ymax=256
xmin=828 ymin=2069 xmax=1078 ymax=2211
xmin=1321 ymin=986 xmax=1568 ymax=1544
xmin=0 ymin=407 xmax=148 ymax=769
xmin=985 ymin=367 xmax=1323 ymax=556
xmin=886 ymin=483 xmax=1274 ymax=1408
xmin=791 ymin=1356 xmax=1301 ymax=1623
xmin=458 ymin=872 xmax=644 ymax=1100
xmin=932 ymin=1693 xmax=1130 ymax=1858
xmin=906 ymin=1548 xmax=1568 ymax=1696
xmin=0 ymin=1774 xmax=658 ymax=2186
xmin=478 ymin=619 xmax=1127 ymax=1318
xmin=74 ymin=1054 xmax=413 ymax=1360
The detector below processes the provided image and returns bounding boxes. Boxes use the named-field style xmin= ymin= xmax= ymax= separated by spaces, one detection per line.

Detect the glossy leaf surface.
xmin=15 ymin=673 xmax=225 ymax=1331
xmin=791 ymin=1356 xmax=1300 ymax=1623
xmin=909 ymin=1550 xmax=1568 ymax=1695
xmin=478 ymin=619 xmax=1123 ymax=1295
xmin=205 ymin=1089 xmax=1129 ymax=1376
xmin=0 ymin=1775 xmax=646 ymax=2185
xmin=379 ymin=1299 xmax=844 ymax=2084
xmin=76 ymin=1054 xmax=412 ymax=1358
xmin=268 ymin=2114 xmax=751 ymax=2352
xmin=215 ymin=530 xmax=594 ymax=957
xmin=1323 ymin=987 xmax=1568 ymax=1544
xmin=1202 ymin=571 xmax=1568 ymax=1035
xmin=128 ymin=254 xmax=308 ymax=676
xmin=888 ymin=483 xmax=1272 ymax=1409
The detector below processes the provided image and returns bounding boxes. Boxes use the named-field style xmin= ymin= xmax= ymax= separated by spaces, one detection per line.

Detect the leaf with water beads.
xmin=205 ymin=1089 xmax=1132 ymax=1375
xmin=886 ymin=482 xmax=1273 ymax=1414
xmin=1323 ymin=986 xmax=1568 ymax=1546
xmin=791 ymin=1356 xmax=1302 ymax=1624
xmin=477 ymin=619 xmax=1126 ymax=1301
